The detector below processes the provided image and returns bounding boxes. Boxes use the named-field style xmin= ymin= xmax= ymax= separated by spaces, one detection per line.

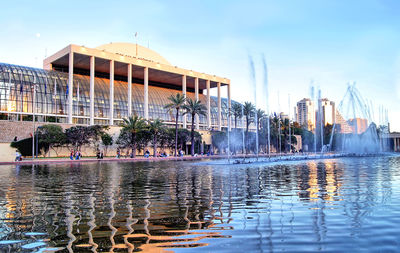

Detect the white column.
xmin=182 ymin=75 xmax=187 ymax=128
xmin=195 ymin=77 xmax=199 ymax=130
xmin=89 ymin=56 xmax=95 ymax=125
xmin=206 ymin=80 xmax=211 ymax=128
xmin=128 ymin=64 xmax=132 ymax=117
xmin=109 ymin=60 xmax=114 ymax=125
xmin=217 ymin=82 xmax=221 ymax=131
xmin=68 ymin=52 xmax=74 ymax=124
xmin=144 ymin=67 xmax=149 ymax=120
xmin=228 ymin=83 xmax=231 ymax=131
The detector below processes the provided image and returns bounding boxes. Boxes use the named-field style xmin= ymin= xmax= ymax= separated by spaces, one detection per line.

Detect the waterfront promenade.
xmin=0 ymin=152 xmax=350 ymax=166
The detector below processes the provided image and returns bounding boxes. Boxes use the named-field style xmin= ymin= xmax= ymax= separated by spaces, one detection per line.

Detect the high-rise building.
xmin=319 ymin=98 xmax=335 ymax=126
xmin=296 ymin=98 xmax=315 ymax=130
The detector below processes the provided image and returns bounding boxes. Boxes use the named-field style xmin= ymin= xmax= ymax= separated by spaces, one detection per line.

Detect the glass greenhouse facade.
xmin=0 ymin=63 xmax=236 ymax=128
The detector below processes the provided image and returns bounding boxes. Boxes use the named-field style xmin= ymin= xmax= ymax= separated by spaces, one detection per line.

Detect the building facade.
xmin=319 ymin=98 xmax=335 ymax=126
xmin=0 ymin=43 xmax=231 ymax=130
xmin=295 ymin=98 xmax=315 ymax=130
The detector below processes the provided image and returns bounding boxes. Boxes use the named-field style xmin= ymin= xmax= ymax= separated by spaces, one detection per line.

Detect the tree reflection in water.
xmin=0 ymin=156 xmax=399 ymax=252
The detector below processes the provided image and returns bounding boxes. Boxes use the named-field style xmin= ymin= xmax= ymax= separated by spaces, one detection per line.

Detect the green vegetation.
xmin=183 ymin=98 xmax=207 ymax=156
xmin=120 ymin=116 xmax=148 ymax=158
xmin=9 ymin=92 xmax=317 ymax=159
xmin=164 ymin=93 xmax=186 ymax=157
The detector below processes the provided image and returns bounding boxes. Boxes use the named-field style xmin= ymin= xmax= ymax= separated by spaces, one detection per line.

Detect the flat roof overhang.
xmin=43 ymin=44 xmax=230 ymax=90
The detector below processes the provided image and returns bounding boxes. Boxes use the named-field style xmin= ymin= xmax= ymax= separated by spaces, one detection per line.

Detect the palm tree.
xmin=231 ymin=102 xmax=243 ymax=129
xmin=256 ymin=109 xmax=266 ymax=134
xmin=164 ymin=93 xmax=186 ymax=156
xmin=120 ymin=115 xmax=148 ymax=158
xmin=256 ymin=109 xmax=266 ymax=151
xmin=243 ymin=102 xmax=255 ymax=152
xmin=183 ymin=98 xmax=207 ymax=156
xmin=148 ymin=119 xmax=165 ymax=157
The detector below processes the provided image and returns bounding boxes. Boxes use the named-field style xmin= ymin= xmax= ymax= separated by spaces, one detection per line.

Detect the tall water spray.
xmin=262 ymin=56 xmax=271 ymax=157
xmin=310 ymin=84 xmax=317 ymax=153
xmin=241 ymin=103 xmax=245 ymax=156
xmin=288 ymin=94 xmax=291 ymax=153
xmin=328 ymin=83 xmax=382 ymax=153
xmin=227 ymin=105 xmax=231 ymax=163
xmin=318 ymin=89 xmax=324 ymax=153
xmin=278 ymin=92 xmax=281 ymax=156
xmin=249 ymin=55 xmax=259 ymax=158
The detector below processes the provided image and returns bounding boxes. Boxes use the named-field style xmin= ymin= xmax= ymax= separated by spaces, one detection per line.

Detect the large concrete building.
xmin=295 ymin=98 xmax=315 ymax=130
xmin=0 ymin=42 xmax=231 ymax=130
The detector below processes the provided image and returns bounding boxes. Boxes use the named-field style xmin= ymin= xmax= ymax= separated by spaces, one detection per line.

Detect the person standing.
xmin=15 ymin=150 xmax=21 ymax=161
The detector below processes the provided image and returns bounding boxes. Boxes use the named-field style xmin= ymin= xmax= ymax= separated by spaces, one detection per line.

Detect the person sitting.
xmin=144 ymin=149 xmax=150 ymax=158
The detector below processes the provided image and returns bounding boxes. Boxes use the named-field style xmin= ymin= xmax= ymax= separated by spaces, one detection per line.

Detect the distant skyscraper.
xmin=319 ymin=98 xmax=335 ymax=126
xmin=296 ymin=98 xmax=315 ymax=130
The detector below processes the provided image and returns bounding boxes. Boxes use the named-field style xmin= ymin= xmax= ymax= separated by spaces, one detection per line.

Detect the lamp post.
xmin=32 ymin=82 xmax=38 ymax=160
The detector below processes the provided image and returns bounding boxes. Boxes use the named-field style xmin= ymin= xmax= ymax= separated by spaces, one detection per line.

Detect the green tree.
xmin=101 ymin=132 xmax=113 ymax=156
xmin=148 ymin=119 xmax=165 ymax=157
xmin=164 ymin=93 xmax=186 ymax=156
xmin=183 ymin=98 xmax=207 ymax=156
xmin=36 ymin=124 xmax=66 ymax=157
xmin=11 ymin=137 xmax=47 ymax=157
xmin=65 ymin=125 xmax=107 ymax=151
xmin=120 ymin=115 xmax=148 ymax=158
xmin=230 ymin=102 xmax=243 ymax=129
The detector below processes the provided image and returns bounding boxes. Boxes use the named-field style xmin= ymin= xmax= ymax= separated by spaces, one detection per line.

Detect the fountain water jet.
xmin=248 ymin=55 xmax=259 ymax=159
xmin=262 ymin=56 xmax=271 ymax=157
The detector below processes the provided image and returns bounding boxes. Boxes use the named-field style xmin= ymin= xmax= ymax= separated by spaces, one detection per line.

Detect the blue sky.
xmin=1 ymin=0 xmax=399 ymax=130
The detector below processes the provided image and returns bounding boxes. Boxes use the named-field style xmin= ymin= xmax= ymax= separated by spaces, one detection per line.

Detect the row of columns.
xmin=68 ymin=52 xmax=231 ymax=130
xmin=394 ymin=138 xmax=400 ymax=152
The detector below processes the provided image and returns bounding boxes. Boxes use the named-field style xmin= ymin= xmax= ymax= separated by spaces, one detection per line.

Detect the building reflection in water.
xmin=0 ymin=157 xmax=398 ymax=252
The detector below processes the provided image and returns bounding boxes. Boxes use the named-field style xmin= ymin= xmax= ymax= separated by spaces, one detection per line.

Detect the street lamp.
xmin=32 ymin=81 xmax=38 ymax=160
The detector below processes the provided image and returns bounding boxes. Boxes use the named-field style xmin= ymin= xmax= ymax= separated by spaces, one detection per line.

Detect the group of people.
xmin=114 ymin=148 xmax=171 ymax=158
xmin=70 ymin=150 xmax=82 ymax=160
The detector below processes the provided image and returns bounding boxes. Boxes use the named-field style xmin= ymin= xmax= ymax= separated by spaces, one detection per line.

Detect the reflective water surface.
xmin=1 ymin=156 xmax=400 ymax=252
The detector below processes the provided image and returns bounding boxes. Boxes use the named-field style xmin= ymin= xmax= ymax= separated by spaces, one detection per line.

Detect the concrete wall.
xmin=0 ymin=121 xmax=213 ymax=161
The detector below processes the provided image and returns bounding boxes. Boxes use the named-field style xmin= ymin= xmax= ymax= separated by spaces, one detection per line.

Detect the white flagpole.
xmin=135 ymin=32 xmax=138 ymax=57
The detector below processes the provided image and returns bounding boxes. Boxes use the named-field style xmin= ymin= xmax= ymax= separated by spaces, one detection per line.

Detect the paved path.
xmin=0 ymin=153 xmax=301 ymax=166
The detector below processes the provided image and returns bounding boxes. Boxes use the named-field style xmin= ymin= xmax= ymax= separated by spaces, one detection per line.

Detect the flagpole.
xmin=32 ymin=77 xmax=37 ymax=160
xmin=135 ymin=32 xmax=138 ymax=57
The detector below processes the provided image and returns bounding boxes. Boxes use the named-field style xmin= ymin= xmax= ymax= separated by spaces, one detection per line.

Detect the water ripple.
xmin=0 ymin=157 xmax=400 ymax=252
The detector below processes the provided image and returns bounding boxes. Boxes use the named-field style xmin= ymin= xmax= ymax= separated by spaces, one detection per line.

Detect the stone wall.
xmin=0 ymin=120 xmax=214 ymax=161
xmin=0 ymin=121 xmax=74 ymax=143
